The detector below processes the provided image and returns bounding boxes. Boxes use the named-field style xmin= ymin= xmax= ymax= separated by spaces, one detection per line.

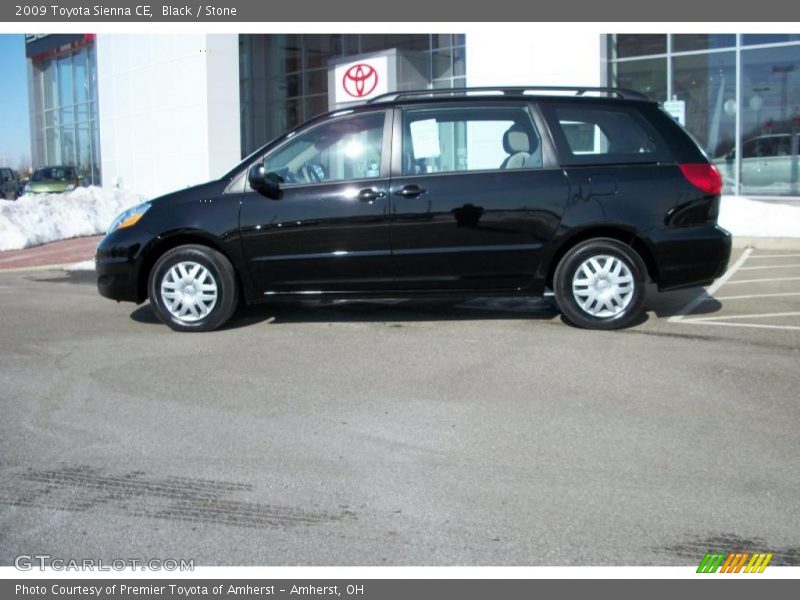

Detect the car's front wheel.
xmin=148 ymin=244 xmax=239 ymax=332
xmin=553 ymin=238 xmax=647 ymax=330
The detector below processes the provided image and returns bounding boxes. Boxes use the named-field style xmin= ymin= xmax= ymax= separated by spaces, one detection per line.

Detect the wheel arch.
xmin=137 ymin=231 xmax=242 ymax=303
xmin=544 ymin=225 xmax=659 ymax=289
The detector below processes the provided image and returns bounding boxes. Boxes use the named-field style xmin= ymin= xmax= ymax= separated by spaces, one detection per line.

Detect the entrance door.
xmin=239 ymin=110 xmax=394 ymax=294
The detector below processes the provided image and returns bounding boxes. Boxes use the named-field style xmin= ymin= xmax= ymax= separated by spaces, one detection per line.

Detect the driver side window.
xmin=264 ymin=112 xmax=385 ymax=185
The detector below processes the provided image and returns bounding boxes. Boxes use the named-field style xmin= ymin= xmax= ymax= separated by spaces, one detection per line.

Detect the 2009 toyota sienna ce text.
xmin=96 ymin=86 xmax=732 ymax=332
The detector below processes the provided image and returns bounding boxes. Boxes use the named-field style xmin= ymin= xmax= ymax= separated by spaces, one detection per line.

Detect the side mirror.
xmin=248 ymin=163 xmax=282 ymax=199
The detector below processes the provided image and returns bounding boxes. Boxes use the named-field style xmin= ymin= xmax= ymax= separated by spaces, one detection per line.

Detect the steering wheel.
xmin=300 ymin=163 xmax=324 ymax=183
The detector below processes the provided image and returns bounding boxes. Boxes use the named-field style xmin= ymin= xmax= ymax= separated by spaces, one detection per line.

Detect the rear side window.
xmin=741 ymin=135 xmax=798 ymax=158
xmin=543 ymin=103 xmax=667 ymax=166
xmin=401 ymin=106 xmax=543 ymax=175
xmin=32 ymin=167 xmax=77 ymax=182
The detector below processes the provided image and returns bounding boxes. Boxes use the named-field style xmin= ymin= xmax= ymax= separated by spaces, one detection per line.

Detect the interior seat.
xmin=500 ymin=125 xmax=539 ymax=169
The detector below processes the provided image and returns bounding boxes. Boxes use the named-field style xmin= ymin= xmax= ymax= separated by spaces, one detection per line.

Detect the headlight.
xmin=65 ymin=183 xmax=76 ymax=191
xmin=108 ymin=201 xmax=151 ymax=233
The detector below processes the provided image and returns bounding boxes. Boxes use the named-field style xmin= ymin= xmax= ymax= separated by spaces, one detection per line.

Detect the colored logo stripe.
xmin=745 ymin=553 xmax=773 ymax=573
xmin=697 ymin=552 xmax=726 ymax=573
xmin=697 ymin=552 xmax=773 ymax=573
xmin=720 ymin=553 xmax=749 ymax=573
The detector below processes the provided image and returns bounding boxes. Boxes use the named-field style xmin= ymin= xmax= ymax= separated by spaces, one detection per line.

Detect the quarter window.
xmin=402 ymin=106 xmax=543 ymax=175
xmin=546 ymin=104 xmax=664 ymax=165
xmin=264 ymin=112 xmax=384 ymax=185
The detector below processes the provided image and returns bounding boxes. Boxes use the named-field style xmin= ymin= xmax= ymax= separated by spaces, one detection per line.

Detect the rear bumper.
xmin=650 ymin=223 xmax=732 ymax=291
xmin=95 ymin=227 xmax=151 ymax=303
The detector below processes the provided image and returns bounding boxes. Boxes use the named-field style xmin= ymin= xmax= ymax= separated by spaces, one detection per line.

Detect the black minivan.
xmin=96 ymin=87 xmax=731 ymax=331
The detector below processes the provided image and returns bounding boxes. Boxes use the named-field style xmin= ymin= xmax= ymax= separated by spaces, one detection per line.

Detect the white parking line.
xmin=667 ymin=246 xmax=800 ymax=332
xmin=739 ymin=263 xmax=800 ymax=270
xmin=667 ymin=247 xmax=752 ymax=322
xmin=724 ymin=276 xmax=800 ymax=285
xmin=712 ymin=292 xmax=800 ymax=301
xmin=747 ymin=253 xmax=800 ymax=259
xmin=687 ymin=311 xmax=800 ymax=321
xmin=677 ymin=320 xmax=800 ymax=332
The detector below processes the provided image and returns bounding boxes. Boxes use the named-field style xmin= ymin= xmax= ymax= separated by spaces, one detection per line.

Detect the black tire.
xmin=553 ymin=238 xmax=647 ymax=330
xmin=147 ymin=244 xmax=239 ymax=332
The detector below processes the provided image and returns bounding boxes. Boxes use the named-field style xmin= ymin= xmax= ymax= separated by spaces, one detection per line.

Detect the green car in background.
xmin=24 ymin=166 xmax=80 ymax=194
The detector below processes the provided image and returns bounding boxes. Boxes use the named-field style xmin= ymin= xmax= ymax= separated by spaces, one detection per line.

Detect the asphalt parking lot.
xmin=666 ymin=247 xmax=800 ymax=333
xmin=1 ymin=245 xmax=799 ymax=566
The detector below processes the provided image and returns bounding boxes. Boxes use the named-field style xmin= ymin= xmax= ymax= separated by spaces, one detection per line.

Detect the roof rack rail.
xmin=366 ymin=86 xmax=650 ymax=103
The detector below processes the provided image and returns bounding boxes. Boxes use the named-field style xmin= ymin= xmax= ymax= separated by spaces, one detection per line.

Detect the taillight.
xmin=678 ymin=163 xmax=723 ymax=195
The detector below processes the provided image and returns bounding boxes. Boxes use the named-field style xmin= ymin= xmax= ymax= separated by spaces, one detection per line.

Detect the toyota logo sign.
xmin=342 ymin=63 xmax=379 ymax=98
xmin=333 ymin=56 xmax=388 ymax=104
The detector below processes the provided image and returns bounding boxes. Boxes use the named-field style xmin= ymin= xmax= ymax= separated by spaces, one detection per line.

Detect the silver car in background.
xmin=715 ymin=132 xmax=800 ymax=195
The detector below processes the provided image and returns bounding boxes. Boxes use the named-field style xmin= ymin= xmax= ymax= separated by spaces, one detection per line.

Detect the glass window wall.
xmin=609 ymin=34 xmax=800 ymax=197
xmin=239 ymin=34 xmax=466 ymax=157
xmin=28 ymin=43 xmax=100 ymax=185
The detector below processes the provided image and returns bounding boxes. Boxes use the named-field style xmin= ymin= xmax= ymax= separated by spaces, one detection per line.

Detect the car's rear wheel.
xmin=553 ymin=238 xmax=647 ymax=330
xmin=148 ymin=244 xmax=239 ymax=332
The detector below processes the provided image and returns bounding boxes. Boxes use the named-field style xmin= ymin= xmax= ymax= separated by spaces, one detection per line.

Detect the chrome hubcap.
xmin=160 ymin=261 xmax=218 ymax=322
xmin=572 ymin=254 xmax=635 ymax=318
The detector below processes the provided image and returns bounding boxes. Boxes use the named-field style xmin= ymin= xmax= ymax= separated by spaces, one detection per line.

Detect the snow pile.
xmin=719 ymin=196 xmax=800 ymax=238
xmin=0 ymin=187 xmax=147 ymax=251
xmin=66 ymin=260 xmax=96 ymax=271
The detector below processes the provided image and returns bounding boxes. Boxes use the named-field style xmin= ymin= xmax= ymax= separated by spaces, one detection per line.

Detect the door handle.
xmin=394 ymin=185 xmax=426 ymax=198
xmin=357 ymin=188 xmax=385 ymax=202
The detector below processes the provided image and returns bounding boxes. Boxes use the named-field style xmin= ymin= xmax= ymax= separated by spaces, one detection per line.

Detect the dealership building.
xmin=25 ymin=33 xmax=800 ymax=198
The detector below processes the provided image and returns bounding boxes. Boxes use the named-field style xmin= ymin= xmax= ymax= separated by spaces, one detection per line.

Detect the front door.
xmin=389 ymin=103 xmax=569 ymax=291
xmin=239 ymin=110 xmax=394 ymax=294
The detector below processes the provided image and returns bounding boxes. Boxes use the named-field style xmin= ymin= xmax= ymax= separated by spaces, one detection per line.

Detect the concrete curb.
xmin=732 ymin=236 xmax=800 ymax=250
xmin=0 ymin=262 xmax=84 ymax=274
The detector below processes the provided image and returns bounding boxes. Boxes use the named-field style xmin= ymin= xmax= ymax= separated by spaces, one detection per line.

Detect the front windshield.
xmin=32 ymin=167 xmax=76 ymax=182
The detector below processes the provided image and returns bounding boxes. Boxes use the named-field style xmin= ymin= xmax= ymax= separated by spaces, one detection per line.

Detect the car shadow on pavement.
xmin=130 ymin=297 xmax=563 ymax=330
xmin=646 ymin=284 xmax=724 ymax=318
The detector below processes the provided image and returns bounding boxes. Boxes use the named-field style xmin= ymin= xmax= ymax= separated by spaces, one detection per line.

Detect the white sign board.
xmin=662 ymin=100 xmax=686 ymax=126
xmin=409 ymin=119 xmax=441 ymax=159
xmin=334 ymin=56 xmax=389 ymax=104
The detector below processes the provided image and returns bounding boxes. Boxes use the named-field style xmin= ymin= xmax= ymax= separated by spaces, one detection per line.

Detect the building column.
xmin=96 ymin=34 xmax=241 ymax=198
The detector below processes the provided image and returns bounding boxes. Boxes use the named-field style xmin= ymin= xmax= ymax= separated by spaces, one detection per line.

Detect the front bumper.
xmin=95 ymin=226 xmax=152 ymax=303
xmin=650 ymin=223 xmax=733 ymax=291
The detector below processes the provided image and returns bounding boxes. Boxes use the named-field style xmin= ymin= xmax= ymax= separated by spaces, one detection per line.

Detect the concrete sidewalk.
xmin=0 ymin=235 xmax=101 ymax=272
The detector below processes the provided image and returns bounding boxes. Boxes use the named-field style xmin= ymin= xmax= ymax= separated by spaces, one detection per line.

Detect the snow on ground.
xmin=65 ymin=260 xmax=96 ymax=271
xmin=719 ymin=195 xmax=800 ymax=238
xmin=0 ymin=186 xmax=146 ymax=251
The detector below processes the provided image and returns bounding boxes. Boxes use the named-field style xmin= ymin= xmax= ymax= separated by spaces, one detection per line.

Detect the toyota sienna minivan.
xmin=96 ymin=86 xmax=732 ymax=331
